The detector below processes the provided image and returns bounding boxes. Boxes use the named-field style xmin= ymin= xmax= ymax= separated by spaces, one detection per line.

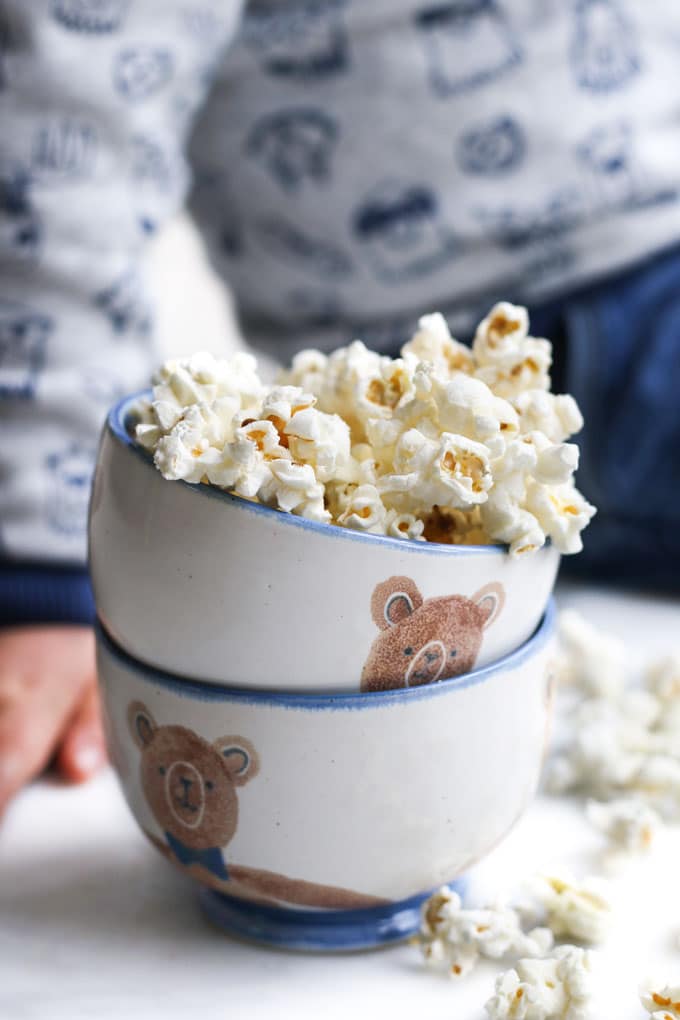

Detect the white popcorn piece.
xmin=379 ymin=430 xmax=492 ymax=512
xmin=481 ymin=490 xmax=546 ymax=556
xmin=514 ymin=391 xmax=584 ymax=444
xmin=420 ymin=886 xmax=553 ymax=979
xmin=474 ymin=302 xmax=530 ymax=364
xmin=475 ymin=338 xmax=552 ymax=400
xmin=284 ymin=406 xmax=353 ymax=483
xmin=586 ymin=797 xmax=660 ymax=855
xmin=336 ymin=483 xmax=387 ymax=534
xmin=524 ymin=480 xmax=596 ymax=555
xmin=278 ymin=348 xmax=328 ymax=396
xmin=473 ymin=302 xmax=552 ymax=398
xmin=401 ymin=312 xmax=475 ymax=376
xmin=556 ymin=610 xmax=628 ymax=700
xmin=386 ymin=511 xmax=425 ymax=541
xmin=646 ymin=655 xmax=680 ymax=702
xmin=485 ymin=946 xmax=595 ymax=1020
xmin=641 ymin=983 xmax=680 ymax=1019
xmin=528 ymin=874 xmax=611 ymax=945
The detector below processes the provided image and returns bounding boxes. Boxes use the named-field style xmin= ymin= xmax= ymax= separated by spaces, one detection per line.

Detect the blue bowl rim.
xmin=96 ymin=597 xmax=556 ymax=710
xmin=107 ymin=391 xmax=519 ymax=558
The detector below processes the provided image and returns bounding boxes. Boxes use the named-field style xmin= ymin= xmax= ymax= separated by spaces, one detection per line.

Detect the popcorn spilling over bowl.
xmin=89 ymin=302 xmax=592 ymax=949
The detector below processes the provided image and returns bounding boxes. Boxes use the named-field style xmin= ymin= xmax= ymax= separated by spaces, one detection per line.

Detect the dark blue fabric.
xmin=0 ymin=563 xmax=95 ymax=626
xmin=531 ymin=246 xmax=680 ymax=591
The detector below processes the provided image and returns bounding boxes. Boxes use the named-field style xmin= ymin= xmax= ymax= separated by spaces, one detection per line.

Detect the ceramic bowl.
xmin=97 ymin=601 xmax=556 ymax=950
xmin=89 ymin=394 xmax=560 ymax=692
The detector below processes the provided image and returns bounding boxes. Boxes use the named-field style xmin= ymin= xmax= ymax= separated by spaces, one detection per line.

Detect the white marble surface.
xmin=2 ymin=580 xmax=680 ymax=1020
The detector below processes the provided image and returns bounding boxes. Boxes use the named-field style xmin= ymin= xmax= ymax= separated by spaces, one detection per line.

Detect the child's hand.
xmin=0 ymin=626 xmax=106 ymax=816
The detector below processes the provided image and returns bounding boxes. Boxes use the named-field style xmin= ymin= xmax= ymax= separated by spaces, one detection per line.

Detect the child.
xmin=2 ymin=0 xmax=680 ymax=814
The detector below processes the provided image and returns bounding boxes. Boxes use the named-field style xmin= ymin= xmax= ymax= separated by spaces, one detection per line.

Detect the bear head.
xmin=128 ymin=701 xmax=259 ymax=850
xmin=360 ymin=576 xmax=505 ymax=692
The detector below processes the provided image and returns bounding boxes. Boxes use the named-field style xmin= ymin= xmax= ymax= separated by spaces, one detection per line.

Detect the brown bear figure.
xmin=127 ymin=701 xmax=391 ymax=909
xmin=361 ymin=576 xmax=505 ymax=692
xmin=128 ymin=701 xmax=258 ymax=883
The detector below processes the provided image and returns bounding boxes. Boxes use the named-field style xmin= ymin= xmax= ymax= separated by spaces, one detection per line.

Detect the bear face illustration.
xmin=246 ymin=108 xmax=338 ymax=192
xmin=128 ymin=702 xmax=259 ymax=855
xmin=113 ymin=47 xmax=173 ymax=103
xmin=457 ymin=115 xmax=526 ymax=177
xmin=361 ymin=576 xmax=505 ymax=692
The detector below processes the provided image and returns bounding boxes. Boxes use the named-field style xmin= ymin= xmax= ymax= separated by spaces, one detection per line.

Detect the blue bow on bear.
xmin=164 ymin=832 xmax=229 ymax=881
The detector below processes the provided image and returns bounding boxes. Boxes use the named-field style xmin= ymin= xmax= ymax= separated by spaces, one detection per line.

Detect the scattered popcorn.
xmin=555 ymin=610 xmax=628 ymax=700
xmin=485 ymin=945 xmax=595 ymax=1020
xmin=641 ymin=982 xmax=680 ymax=1019
xmin=419 ymin=886 xmax=553 ymax=979
xmin=586 ymin=797 xmax=660 ymax=856
xmin=546 ymin=611 xmax=680 ymax=820
xmin=137 ymin=303 xmax=594 ymax=553
xmin=526 ymin=874 xmax=611 ymax=945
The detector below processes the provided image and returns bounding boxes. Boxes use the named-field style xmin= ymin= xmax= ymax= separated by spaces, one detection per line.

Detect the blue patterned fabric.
xmin=1 ymin=0 xmax=680 ymax=599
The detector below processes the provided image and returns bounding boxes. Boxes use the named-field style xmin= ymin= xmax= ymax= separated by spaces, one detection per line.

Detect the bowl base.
xmin=198 ymin=878 xmax=467 ymax=952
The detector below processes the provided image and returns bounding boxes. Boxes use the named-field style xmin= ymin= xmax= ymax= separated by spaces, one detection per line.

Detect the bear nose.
xmin=425 ymin=650 xmax=440 ymax=663
xmin=179 ymin=776 xmax=193 ymax=792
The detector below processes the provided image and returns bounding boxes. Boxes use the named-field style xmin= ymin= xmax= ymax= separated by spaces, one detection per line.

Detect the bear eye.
xmin=205 ymin=780 xmax=214 ymax=791
xmin=158 ymin=766 xmax=166 ymax=776
xmin=404 ymin=646 xmax=413 ymax=656
xmin=450 ymin=649 xmax=458 ymax=658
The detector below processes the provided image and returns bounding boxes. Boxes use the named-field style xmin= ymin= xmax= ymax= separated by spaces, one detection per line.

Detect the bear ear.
xmin=214 ymin=736 xmax=260 ymax=787
xmin=127 ymin=701 xmax=157 ymax=749
xmin=471 ymin=582 xmax=506 ymax=629
xmin=370 ymin=576 xmax=423 ymax=630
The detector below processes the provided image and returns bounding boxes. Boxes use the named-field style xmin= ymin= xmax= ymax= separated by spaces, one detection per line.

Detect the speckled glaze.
xmin=89 ymin=394 xmax=560 ymax=691
xmin=96 ymin=602 xmax=556 ymax=950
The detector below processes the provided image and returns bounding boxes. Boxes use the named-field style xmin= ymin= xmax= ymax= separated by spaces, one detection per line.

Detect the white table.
xmin=2 ymin=581 xmax=680 ymax=1020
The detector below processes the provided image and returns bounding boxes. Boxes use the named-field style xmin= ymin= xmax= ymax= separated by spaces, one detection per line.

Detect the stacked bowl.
xmin=89 ymin=392 xmax=560 ymax=950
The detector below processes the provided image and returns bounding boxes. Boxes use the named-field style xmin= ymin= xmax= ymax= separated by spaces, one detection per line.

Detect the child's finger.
xmin=56 ymin=684 xmax=107 ymax=783
xmin=0 ymin=669 xmax=84 ymax=815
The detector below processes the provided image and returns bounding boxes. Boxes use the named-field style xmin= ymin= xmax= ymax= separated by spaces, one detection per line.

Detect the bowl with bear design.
xmin=88 ymin=393 xmax=560 ymax=692
xmin=97 ymin=600 xmax=556 ymax=951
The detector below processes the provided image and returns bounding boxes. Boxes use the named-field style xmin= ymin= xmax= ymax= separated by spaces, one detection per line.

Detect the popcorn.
xmin=524 ymin=480 xmax=596 ymax=555
xmin=586 ymin=797 xmax=660 ymax=856
xmin=137 ymin=301 xmax=595 ymax=554
xmin=473 ymin=302 xmax=530 ymax=364
xmin=514 ymin=391 xmax=584 ymax=444
xmin=646 ymin=655 xmax=680 ymax=702
xmin=402 ymin=312 xmax=475 ymax=376
xmin=259 ymin=459 xmax=328 ymax=520
xmin=555 ymin=610 xmax=627 ymax=700
xmin=473 ymin=301 xmax=552 ymax=399
xmin=641 ymin=983 xmax=680 ymax=1019
xmin=422 ymin=505 xmax=490 ymax=546
xmin=386 ymin=511 xmax=425 ymax=541
xmin=378 ymin=430 xmax=493 ymax=512
xmin=419 ymin=886 xmax=553 ymax=979
xmin=485 ymin=945 xmax=595 ymax=1020
xmin=336 ymin=483 xmax=387 ymax=534
xmin=546 ymin=612 xmax=680 ymax=820
xmin=526 ymin=874 xmax=611 ymax=945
